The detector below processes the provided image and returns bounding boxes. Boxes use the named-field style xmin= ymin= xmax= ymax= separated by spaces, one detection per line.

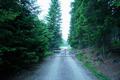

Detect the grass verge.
xmin=76 ymin=52 xmax=110 ymax=80
xmin=44 ymin=51 xmax=54 ymax=58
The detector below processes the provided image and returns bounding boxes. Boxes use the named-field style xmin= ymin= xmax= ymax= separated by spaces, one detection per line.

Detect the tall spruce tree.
xmin=47 ymin=0 xmax=62 ymax=50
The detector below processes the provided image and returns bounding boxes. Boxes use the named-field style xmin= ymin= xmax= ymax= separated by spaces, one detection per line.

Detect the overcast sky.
xmin=37 ymin=0 xmax=73 ymax=41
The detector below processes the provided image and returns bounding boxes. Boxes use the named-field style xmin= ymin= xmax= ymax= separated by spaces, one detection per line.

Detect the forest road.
xmin=12 ymin=51 xmax=97 ymax=80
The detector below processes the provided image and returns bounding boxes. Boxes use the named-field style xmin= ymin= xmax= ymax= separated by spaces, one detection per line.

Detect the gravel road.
xmin=11 ymin=51 xmax=97 ymax=80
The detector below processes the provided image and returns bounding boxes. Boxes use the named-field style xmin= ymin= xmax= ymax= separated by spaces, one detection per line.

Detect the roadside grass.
xmin=76 ymin=52 xmax=110 ymax=80
xmin=44 ymin=51 xmax=54 ymax=57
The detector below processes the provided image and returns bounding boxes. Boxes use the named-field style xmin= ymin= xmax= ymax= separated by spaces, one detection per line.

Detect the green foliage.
xmin=111 ymin=0 xmax=120 ymax=7
xmin=47 ymin=0 xmax=62 ymax=50
xmin=111 ymin=40 xmax=120 ymax=47
xmin=44 ymin=51 xmax=54 ymax=57
xmin=0 ymin=0 xmax=53 ymax=70
xmin=0 ymin=10 xmax=20 ymax=22
xmin=68 ymin=0 xmax=120 ymax=55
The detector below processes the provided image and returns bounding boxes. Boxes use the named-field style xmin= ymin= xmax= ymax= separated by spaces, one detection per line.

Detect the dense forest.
xmin=0 ymin=0 xmax=62 ymax=70
xmin=68 ymin=0 xmax=120 ymax=57
xmin=0 ymin=0 xmax=120 ymax=80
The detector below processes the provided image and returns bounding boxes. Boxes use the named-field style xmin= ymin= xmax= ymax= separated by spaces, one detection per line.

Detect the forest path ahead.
xmin=12 ymin=51 xmax=97 ymax=80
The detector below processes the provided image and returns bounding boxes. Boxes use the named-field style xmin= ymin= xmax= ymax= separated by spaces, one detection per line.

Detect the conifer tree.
xmin=47 ymin=0 xmax=62 ymax=50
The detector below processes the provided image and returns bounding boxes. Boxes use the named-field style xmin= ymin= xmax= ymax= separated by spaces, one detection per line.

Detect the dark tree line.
xmin=68 ymin=0 xmax=120 ymax=56
xmin=0 ymin=0 xmax=62 ymax=70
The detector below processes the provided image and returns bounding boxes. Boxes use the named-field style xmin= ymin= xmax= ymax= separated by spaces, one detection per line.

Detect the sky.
xmin=37 ymin=0 xmax=73 ymax=41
